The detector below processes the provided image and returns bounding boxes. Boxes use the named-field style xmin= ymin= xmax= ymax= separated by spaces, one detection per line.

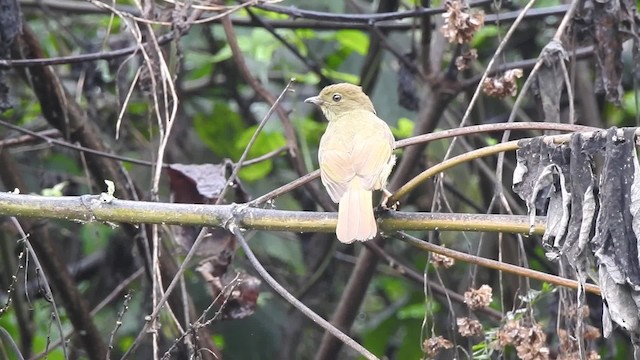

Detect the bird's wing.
xmin=351 ymin=115 xmax=395 ymax=190
xmin=318 ymin=148 xmax=353 ymax=203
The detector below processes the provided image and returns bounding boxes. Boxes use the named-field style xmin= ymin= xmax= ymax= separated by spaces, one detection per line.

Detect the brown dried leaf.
xmin=167 ymin=162 xmax=245 ymax=275
xmin=168 ymin=162 xmax=232 ymax=203
xmin=197 ymin=264 xmax=261 ymax=320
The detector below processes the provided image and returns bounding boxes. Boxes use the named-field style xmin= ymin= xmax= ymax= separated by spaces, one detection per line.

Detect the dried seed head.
xmin=464 ymin=284 xmax=493 ymax=309
xmin=430 ymin=252 xmax=455 ymax=268
xmin=457 ymin=317 xmax=484 ymax=337
xmin=482 ymin=69 xmax=524 ymax=98
xmin=441 ymin=0 xmax=485 ymax=44
xmin=422 ymin=336 xmax=453 ymax=358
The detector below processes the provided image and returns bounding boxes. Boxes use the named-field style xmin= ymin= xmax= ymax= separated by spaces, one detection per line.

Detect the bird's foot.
xmin=380 ymin=189 xmax=399 ymax=210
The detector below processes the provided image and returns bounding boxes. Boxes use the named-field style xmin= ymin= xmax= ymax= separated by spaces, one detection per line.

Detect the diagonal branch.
xmin=230 ymin=223 xmax=379 ymax=360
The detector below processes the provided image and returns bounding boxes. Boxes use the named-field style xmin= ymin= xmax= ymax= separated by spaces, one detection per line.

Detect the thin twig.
xmin=160 ymin=274 xmax=241 ymax=360
xmin=363 ymin=242 xmax=503 ymax=320
xmin=119 ymin=80 xmax=294 ymax=360
xmin=455 ymin=0 xmax=539 ymax=130
xmin=254 ymin=122 xmax=597 ymax=206
xmin=256 ymin=0 xmax=492 ymax=23
xmin=218 ymin=79 xmax=295 ymax=204
xmin=229 ymin=223 xmax=379 ymax=360
xmin=0 ymin=327 xmax=25 ymax=360
xmin=30 ymin=268 xmax=144 ymax=360
xmin=395 ymin=232 xmax=601 ymax=295
xmin=0 ymin=119 xmax=155 ymax=167
xmin=0 ymin=119 xmax=287 ymax=170
xmin=9 ymin=218 xmax=69 ymax=360
xmin=391 ymin=141 xmax=520 ymax=204
xmin=0 ymin=129 xmax=61 ymax=147
xmin=20 ymin=0 xmax=570 ymax=30
xmin=106 ymin=292 xmax=132 ymax=359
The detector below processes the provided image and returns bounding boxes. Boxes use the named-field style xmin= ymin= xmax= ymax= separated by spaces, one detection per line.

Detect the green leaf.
xmin=41 ymin=181 xmax=68 ymax=197
xmin=80 ymin=223 xmax=113 ymax=254
xmin=394 ymin=320 xmax=425 ymax=359
xmin=362 ymin=316 xmax=397 ymax=357
xmin=325 ymin=47 xmax=351 ymax=69
xmin=44 ymin=153 xmax=82 ymax=176
xmin=397 ymin=298 xmax=440 ymax=320
xmin=321 ymin=68 xmax=360 ymax=84
xmin=376 ymin=276 xmax=409 ymax=301
xmin=485 ymin=137 xmax=498 ymax=146
xmin=194 ymin=102 xmax=245 ymax=158
xmin=213 ymin=334 xmax=225 ymax=350
xmin=238 ymin=29 xmax=279 ymax=64
xmin=289 ymin=72 xmax=320 ymax=85
xmin=298 ymin=117 xmax=327 ymax=145
xmin=235 ymin=126 xmax=287 ymax=182
xmin=392 ymin=117 xmax=415 ymax=139
xmin=250 ymin=232 xmax=305 ymax=274
xmin=336 ymin=30 xmax=370 ymax=55
xmin=622 ymin=91 xmax=640 ymax=116
xmin=471 ymin=25 xmax=499 ymax=48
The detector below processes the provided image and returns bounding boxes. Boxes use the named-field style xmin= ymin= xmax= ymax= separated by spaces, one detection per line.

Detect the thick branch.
xmin=0 ymin=192 xmax=543 ymax=235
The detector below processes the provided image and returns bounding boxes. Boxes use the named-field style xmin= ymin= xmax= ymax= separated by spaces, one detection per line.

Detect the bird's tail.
xmin=337 ymin=179 xmax=377 ymax=243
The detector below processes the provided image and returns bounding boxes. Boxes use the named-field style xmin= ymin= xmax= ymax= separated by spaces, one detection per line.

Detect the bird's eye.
xmin=332 ymin=94 xmax=342 ymax=102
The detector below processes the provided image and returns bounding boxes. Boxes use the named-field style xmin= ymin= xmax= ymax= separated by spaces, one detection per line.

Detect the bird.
xmin=305 ymin=83 xmax=396 ymax=243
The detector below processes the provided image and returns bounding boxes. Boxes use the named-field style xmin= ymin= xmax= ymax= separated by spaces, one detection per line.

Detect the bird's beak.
xmin=304 ymin=96 xmax=323 ymax=105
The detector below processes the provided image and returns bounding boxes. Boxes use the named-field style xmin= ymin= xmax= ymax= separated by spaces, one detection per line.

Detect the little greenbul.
xmin=305 ymin=83 xmax=396 ymax=243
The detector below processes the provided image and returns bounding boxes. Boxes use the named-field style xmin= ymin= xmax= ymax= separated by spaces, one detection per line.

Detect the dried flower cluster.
xmin=495 ymin=319 xmax=550 ymax=360
xmin=583 ymin=325 xmax=601 ymax=341
xmin=464 ymin=284 xmax=493 ymax=309
xmin=482 ymin=69 xmax=524 ymax=98
xmin=457 ymin=317 xmax=484 ymax=337
xmin=430 ymin=252 xmax=455 ymax=268
xmin=441 ymin=0 xmax=485 ymax=44
xmin=422 ymin=336 xmax=453 ymax=358
xmin=456 ymin=48 xmax=478 ymax=71
xmin=556 ymin=326 xmax=601 ymax=360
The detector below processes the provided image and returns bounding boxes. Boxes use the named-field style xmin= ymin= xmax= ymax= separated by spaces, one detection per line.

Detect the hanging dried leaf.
xmin=534 ymin=41 xmax=568 ymax=124
xmin=396 ymin=51 xmax=419 ymax=111
xmin=513 ymin=127 xmax=640 ymax=355
xmin=593 ymin=0 xmax=624 ymax=105
xmin=574 ymin=0 xmax=640 ymax=105
xmin=0 ymin=0 xmax=22 ymax=111
xmin=197 ymin=264 xmax=261 ymax=320
xmin=168 ymin=162 xmax=233 ymax=203
xmin=167 ymin=162 xmax=248 ymax=279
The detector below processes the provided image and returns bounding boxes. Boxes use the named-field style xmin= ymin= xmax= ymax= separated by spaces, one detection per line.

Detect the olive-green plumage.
xmin=305 ymin=83 xmax=396 ymax=243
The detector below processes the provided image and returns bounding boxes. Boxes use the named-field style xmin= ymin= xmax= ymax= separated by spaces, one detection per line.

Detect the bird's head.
xmin=304 ymin=83 xmax=376 ymax=121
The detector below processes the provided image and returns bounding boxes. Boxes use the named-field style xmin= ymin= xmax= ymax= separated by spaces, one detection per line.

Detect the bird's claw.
xmin=380 ymin=189 xmax=399 ymax=210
